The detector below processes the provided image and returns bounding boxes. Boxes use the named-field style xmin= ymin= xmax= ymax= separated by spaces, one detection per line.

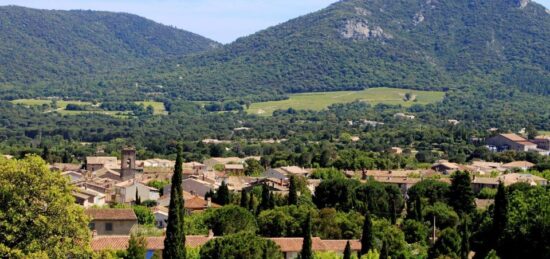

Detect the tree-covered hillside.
xmin=0 ymin=6 xmax=220 ymax=91
xmin=122 ymin=0 xmax=549 ymax=101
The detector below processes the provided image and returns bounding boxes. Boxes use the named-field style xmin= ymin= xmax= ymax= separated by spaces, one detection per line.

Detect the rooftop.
xmin=85 ymin=208 xmax=137 ymax=221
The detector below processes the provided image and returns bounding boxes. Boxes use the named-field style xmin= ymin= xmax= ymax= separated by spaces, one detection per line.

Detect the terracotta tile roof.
xmin=502 ymin=161 xmax=535 ymax=168
xmin=85 ymin=208 xmax=137 ymax=221
xmin=92 ymin=236 xmax=363 ymax=253
xmin=185 ymin=196 xmax=221 ymax=209
xmin=322 ymin=240 xmax=361 ymax=251
xmin=91 ymin=235 xmax=211 ymax=251
xmin=500 ymin=133 xmax=527 ymax=142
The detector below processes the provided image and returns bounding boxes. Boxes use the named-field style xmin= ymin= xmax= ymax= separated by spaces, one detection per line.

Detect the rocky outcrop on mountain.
xmin=340 ymin=19 xmax=393 ymax=40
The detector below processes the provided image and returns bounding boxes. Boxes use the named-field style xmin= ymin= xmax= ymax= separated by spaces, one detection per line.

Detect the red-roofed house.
xmin=85 ymin=208 xmax=137 ymax=236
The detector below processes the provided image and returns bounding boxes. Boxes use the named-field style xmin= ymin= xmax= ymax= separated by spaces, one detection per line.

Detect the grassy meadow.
xmin=246 ymin=87 xmax=445 ymax=116
xmin=11 ymin=99 xmax=166 ymax=116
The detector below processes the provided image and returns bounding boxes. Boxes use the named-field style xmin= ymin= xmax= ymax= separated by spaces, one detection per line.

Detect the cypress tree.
xmin=343 ymin=240 xmax=352 ymax=259
xmin=216 ymin=181 xmax=230 ymax=205
xmin=414 ymin=195 xmax=423 ymax=222
xmin=300 ymin=213 xmax=313 ymax=259
xmin=135 ymin=189 xmax=141 ymax=205
xmin=240 ymin=189 xmax=248 ymax=208
xmin=248 ymin=192 xmax=255 ymax=212
xmin=460 ymin=217 xmax=471 ymax=259
xmin=288 ymin=175 xmax=298 ymax=205
xmin=41 ymin=146 xmax=51 ymax=163
xmin=380 ymin=239 xmax=389 ymax=259
xmin=493 ymin=182 xmax=507 ymax=249
xmin=390 ymin=197 xmax=397 ymax=224
xmin=259 ymin=184 xmax=270 ymax=211
xmin=449 ymin=171 xmax=475 ymax=215
xmin=163 ymin=145 xmax=186 ymax=259
xmin=268 ymin=191 xmax=275 ymax=209
xmin=360 ymin=211 xmax=373 ymax=255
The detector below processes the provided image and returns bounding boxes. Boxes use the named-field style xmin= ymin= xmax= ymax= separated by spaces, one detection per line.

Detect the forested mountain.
xmin=0 ymin=6 xmax=220 ymax=90
xmin=122 ymin=0 xmax=550 ymax=101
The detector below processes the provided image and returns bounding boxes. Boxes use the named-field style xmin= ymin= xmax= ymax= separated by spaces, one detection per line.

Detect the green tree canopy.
xmin=0 ymin=155 xmax=91 ymax=257
xmin=199 ymin=232 xmax=281 ymax=259
xmin=205 ymin=205 xmax=258 ymax=236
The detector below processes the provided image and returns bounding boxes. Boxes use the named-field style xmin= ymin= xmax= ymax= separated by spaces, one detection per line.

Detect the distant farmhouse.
xmin=486 ymin=133 xmax=549 ymax=155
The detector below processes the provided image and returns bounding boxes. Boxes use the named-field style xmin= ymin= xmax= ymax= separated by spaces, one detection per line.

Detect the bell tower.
xmin=120 ymin=147 xmax=136 ymax=181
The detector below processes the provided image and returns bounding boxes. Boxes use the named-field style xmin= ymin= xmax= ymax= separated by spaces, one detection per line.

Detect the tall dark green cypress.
xmin=135 ymin=189 xmax=141 ymax=205
xmin=493 ymin=182 xmax=507 ymax=249
xmin=390 ymin=197 xmax=397 ymax=224
xmin=460 ymin=217 xmax=471 ymax=259
xmin=414 ymin=195 xmax=423 ymax=221
xmin=259 ymin=184 xmax=270 ymax=212
xmin=360 ymin=211 xmax=373 ymax=255
xmin=216 ymin=181 xmax=230 ymax=205
xmin=380 ymin=239 xmax=389 ymax=259
xmin=300 ymin=213 xmax=313 ymax=259
xmin=248 ymin=192 xmax=255 ymax=212
xmin=288 ymin=175 xmax=298 ymax=205
xmin=240 ymin=189 xmax=248 ymax=208
xmin=163 ymin=145 xmax=186 ymax=259
xmin=449 ymin=171 xmax=475 ymax=215
xmin=343 ymin=240 xmax=352 ymax=259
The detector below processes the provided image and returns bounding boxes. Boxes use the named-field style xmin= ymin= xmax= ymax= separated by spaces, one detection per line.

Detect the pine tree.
xmin=240 ymin=189 xmax=248 ymax=208
xmin=343 ymin=240 xmax=352 ymax=259
xmin=163 ymin=145 xmax=186 ymax=259
xmin=288 ymin=175 xmax=298 ymax=205
xmin=126 ymin=233 xmax=147 ymax=259
xmin=493 ymin=182 xmax=507 ymax=250
xmin=135 ymin=189 xmax=141 ymax=205
xmin=300 ymin=213 xmax=313 ymax=259
xmin=360 ymin=211 xmax=374 ymax=255
xmin=449 ymin=171 xmax=475 ymax=215
xmin=460 ymin=217 xmax=471 ymax=259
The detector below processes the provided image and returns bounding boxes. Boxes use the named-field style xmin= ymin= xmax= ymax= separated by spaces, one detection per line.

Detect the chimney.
xmin=207 ymin=197 xmax=212 ymax=208
xmin=208 ymin=229 xmax=214 ymax=238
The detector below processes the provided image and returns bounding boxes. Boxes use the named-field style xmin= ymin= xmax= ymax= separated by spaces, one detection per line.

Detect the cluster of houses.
xmin=34 ymin=139 xmax=546 ymax=257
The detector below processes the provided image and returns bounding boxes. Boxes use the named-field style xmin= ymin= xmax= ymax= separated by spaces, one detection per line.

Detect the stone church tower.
xmin=120 ymin=147 xmax=136 ymax=181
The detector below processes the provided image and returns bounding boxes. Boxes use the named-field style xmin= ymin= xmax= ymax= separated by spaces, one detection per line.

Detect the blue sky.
xmin=0 ymin=0 xmax=549 ymax=43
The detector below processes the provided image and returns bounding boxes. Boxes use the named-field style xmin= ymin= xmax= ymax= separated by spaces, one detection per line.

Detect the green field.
xmin=12 ymin=99 xmax=92 ymax=108
xmin=11 ymin=99 xmax=166 ymax=116
xmin=246 ymin=87 xmax=445 ymax=116
xmin=135 ymin=101 xmax=167 ymax=115
xmin=540 ymin=131 xmax=550 ymax=137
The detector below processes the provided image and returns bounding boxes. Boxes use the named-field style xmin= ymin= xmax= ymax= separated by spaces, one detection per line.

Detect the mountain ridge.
xmin=120 ymin=0 xmax=549 ymax=101
xmin=0 ymin=5 xmax=220 ymax=91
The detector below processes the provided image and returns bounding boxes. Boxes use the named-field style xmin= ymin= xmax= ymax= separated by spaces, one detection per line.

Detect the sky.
xmin=0 ymin=0 xmax=549 ymax=44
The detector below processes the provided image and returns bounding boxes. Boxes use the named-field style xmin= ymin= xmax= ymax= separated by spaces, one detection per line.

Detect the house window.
xmin=89 ymin=223 xmax=95 ymax=230
xmin=105 ymin=222 xmax=113 ymax=231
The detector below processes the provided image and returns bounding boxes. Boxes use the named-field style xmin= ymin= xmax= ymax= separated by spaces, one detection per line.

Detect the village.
xmin=5 ymin=132 xmax=543 ymax=257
